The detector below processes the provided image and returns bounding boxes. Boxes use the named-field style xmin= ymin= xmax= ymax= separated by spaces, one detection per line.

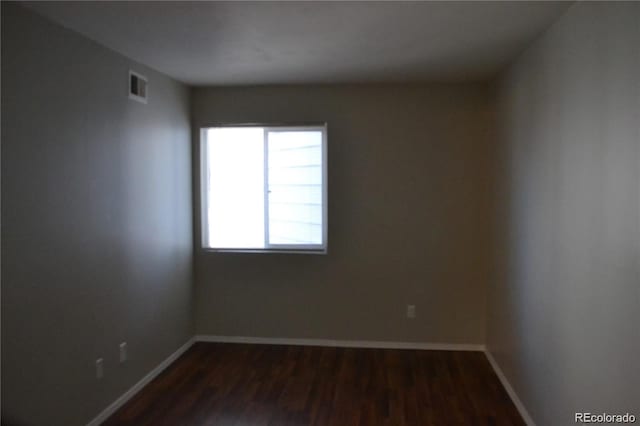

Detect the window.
xmin=201 ymin=125 xmax=327 ymax=253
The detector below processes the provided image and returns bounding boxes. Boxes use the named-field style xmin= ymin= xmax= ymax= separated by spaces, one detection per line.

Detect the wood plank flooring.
xmin=104 ymin=342 xmax=524 ymax=426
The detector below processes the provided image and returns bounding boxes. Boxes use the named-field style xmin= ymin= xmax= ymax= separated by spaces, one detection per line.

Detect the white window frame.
xmin=200 ymin=124 xmax=328 ymax=254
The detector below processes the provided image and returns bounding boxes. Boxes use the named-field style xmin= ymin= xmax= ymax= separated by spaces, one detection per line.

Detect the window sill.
xmin=202 ymin=248 xmax=327 ymax=255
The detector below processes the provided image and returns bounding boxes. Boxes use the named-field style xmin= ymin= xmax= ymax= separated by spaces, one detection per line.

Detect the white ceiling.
xmin=25 ymin=1 xmax=569 ymax=86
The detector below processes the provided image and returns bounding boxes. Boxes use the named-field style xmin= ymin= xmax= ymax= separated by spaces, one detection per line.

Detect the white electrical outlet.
xmin=96 ymin=358 xmax=104 ymax=379
xmin=407 ymin=305 xmax=416 ymax=319
xmin=119 ymin=342 xmax=127 ymax=363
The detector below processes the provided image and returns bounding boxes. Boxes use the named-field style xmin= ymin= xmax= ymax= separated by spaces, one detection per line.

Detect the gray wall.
xmin=1 ymin=4 xmax=193 ymax=425
xmin=487 ymin=2 xmax=640 ymax=425
xmin=192 ymin=84 xmax=494 ymax=344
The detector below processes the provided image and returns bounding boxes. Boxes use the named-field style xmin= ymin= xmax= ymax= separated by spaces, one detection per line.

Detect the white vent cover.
xmin=129 ymin=70 xmax=147 ymax=103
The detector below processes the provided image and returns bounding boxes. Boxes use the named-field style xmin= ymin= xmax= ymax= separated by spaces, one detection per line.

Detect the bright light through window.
xmin=202 ymin=125 xmax=327 ymax=253
xmin=207 ymin=128 xmax=265 ymax=249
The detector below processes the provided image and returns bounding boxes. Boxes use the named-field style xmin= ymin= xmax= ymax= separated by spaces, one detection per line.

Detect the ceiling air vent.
xmin=129 ymin=70 xmax=148 ymax=104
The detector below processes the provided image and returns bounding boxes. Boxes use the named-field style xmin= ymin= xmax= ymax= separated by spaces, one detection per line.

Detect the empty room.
xmin=1 ymin=1 xmax=638 ymax=425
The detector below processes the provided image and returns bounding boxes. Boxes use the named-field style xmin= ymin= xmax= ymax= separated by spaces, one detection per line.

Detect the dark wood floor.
xmin=104 ymin=342 xmax=524 ymax=426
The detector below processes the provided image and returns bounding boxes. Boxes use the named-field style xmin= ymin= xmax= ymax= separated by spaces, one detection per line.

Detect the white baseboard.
xmin=195 ymin=335 xmax=485 ymax=352
xmin=86 ymin=337 xmax=195 ymax=426
xmin=484 ymin=349 xmax=536 ymax=426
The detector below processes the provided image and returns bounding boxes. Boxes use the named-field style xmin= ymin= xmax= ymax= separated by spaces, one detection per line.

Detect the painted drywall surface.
xmin=192 ymin=84 xmax=494 ymax=344
xmin=1 ymin=4 xmax=192 ymax=425
xmin=24 ymin=2 xmax=570 ymax=85
xmin=487 ymin=2 xmax=640 ymax=425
